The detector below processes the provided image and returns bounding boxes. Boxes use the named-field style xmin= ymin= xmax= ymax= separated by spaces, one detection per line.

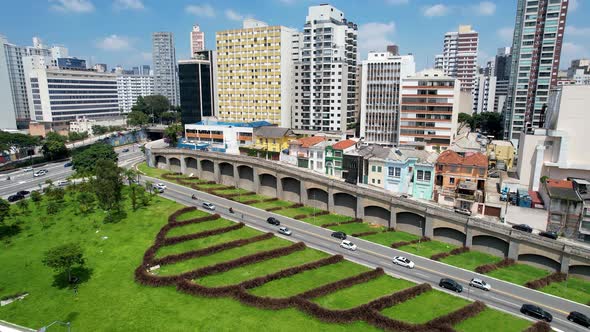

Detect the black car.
xmin=439 ymin=278 xmax=463 ymax=293
xmin=331 ymin=231 xmax=347 ymax=240
xmin=64 ymin=161 xmax=73 ymax=167
xmin=520 ymin=304 xmax=552 ymax=322
xmin=512 ymin=224 xmax=533 ymax=233
xmin=16 ymin=190 xmax=30 ymax=196
xmin=7 ymin=194 xmax=25 ymax=202
xmin=539 ymin=231 xmax=558 ymax=240
xmin=122 ymin=148 xmax=130 ymax=153
xmin=567 ymin=311 xmax=590 ymax=328
xmin=266 ymin=217 xmax=280 ymax=226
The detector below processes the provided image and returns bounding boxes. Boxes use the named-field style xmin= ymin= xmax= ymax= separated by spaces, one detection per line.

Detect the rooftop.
xmin=545 ymin=179 xmax=581 ymax=201
xmin=332 ymin=139 xmax=357 ymax=150
xmin=254 ymin=127 xmax=294 ymax=138
xmin=193 ymin=119 xmax=272 ymax=128
xmin=290 ymin=136 xmax=326 ymax=148
xmin=437 ymin=150 xmax=488 ymax=167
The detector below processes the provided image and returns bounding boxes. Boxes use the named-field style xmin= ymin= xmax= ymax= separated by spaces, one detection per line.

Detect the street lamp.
xmin=38 ymin=321 xmax=71 ymax=332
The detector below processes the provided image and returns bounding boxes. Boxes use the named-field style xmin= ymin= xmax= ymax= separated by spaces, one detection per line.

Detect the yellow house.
xmin=253 ymin=127 xmax=296 ymax=153
xmin=487 ymin=140 xmax=515 ymax=170
xmin=366 ymin=158 xmax=386 ymax=189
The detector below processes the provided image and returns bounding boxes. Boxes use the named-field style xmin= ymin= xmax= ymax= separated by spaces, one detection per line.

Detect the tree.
xmin=143 ymin=95 xmax=170 ymax=123
xmin=46 ymin=201 xmax=59 ymax=215
xmin=30 ymin=191 xmax=42 ymax=206
xmin=164 ymin=123 xmax=183 ymax=147
xmin=76 ymin=191 xmax=95 ymax=214
xmin=161 ymin=111 xmax=181 ymax=125
xmin=458 ymin=113 xmax=473 ymax=132
xmin=0 ymin=131 xmax=41 ymax=158
xmin=93 ymin=159 xmax=123 ymax=211
xmin=474 ymin=112 xmax=503 ymax=138
xmin=42 ymin=132 xmax=68 ymax=161
xmin=72 ymin=143 xmax=117 ymax=175
xmin=122 ymin=169 xmax=139 ymax=185
xmin=91 ymin=125 xmax=109 ymax=136
xmin=68 ymin=131 xmax=89 ymax=142
xmin=145 ymin=180 xmax=153 ymax=195
xmin=0 ymin=198 xmax=10 ymax=225
xmin=42 ymin=243 xmax=85 ymax=283
xmin=126 ymin=111 xmax=149 ymax=127
xmin=16 ymin=199 xmax=29 ymax=214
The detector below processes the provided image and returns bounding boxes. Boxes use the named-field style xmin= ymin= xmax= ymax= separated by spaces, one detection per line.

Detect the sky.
xmin=1 ymin=0 xmax=588 ymax=71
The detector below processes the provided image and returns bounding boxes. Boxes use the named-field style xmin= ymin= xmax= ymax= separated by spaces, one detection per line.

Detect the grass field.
xmin=540 ymin=277 xmax=590 ymax=304
xmin=301 ymin=214 xmax=353 ymax=226
xmin=212 ymin=188 xmax=252 ymax=195
xmin=137 ymin=162 xmax=168 ymax=178
xmin=441 ymin=251 xmax=503 ymax=271
xmin=163 ymin=218 xmax=235 ymax=238
xmin=359 ymin=231 xmax=419 ymax=247
xmin=251 ymin=199 xmax=294 ymax=210
xmin=380 ymin=290 xmax=470 ymax=324
xmin=486 ymin=264 xmax=551 ymax=285
xmin=396 ymin=240 xmax=457 ymax=258
xmin=328 ymin=222 xmax=385 ymax=235
xmin=274 ymin=206 xmax=319 ymax=218
xmin=454 ymin=308 xmax=531 ymax=332
xmin=173 ymin=209 xmax=210 ymax=222
xmin=231 ymin=194 xmax=270 ymax=203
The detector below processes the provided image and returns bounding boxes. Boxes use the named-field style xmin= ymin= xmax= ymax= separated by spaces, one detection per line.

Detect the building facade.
xmin=253 ymin=127 xmax=295 ymax=152
xmin=152 ymin=32 xmax=180 ymax=106
xmin=400 ymin=69 xmax=461 ymax=151
xmin=216 ymin=19 xmax=298 ymax=127
xmin=116 ymin=74 xmax=154 ymax=113
xmin=190 ymin=25 xmax=205 ymax=57
xmin=183 ymin=119 xmax=271 ymax=154
xmin=325 ymin=139 xmax=357 ymax=178
xmin=472 ymin=61 xmax=496 ymax=114
xmin=438 ymin=25 xmax=479 ymax=92
xmin=178 ymin=50 xmax=217 ymax=125
xmin=503 ymin=0 xmax=569 ymax=145
xmin=360 ymin=52 xmax=415 ymax=145
xmin=292 ymin=4 xmax=358 ymax=132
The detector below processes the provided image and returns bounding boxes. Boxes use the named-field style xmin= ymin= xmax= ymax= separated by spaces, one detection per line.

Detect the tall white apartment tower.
xmin=439 ymin=25 xmax=479 ymax=92
xmin=504 ymin=0 xmax=569 ymax=145
xmin=292 ymin=4 xmax=358 ymax=132
xmin=190 ymin=25 xmax=205 ymax=57
xmin=152 ymin=32 xmax=179 ymax=106
xmin=360 ymin=52 xmax=416 ymax=145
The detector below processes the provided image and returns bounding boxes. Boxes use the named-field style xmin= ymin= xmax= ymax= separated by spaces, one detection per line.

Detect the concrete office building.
xmin=93 ymin=63 xmax=107 ymax=73
xmin=438 ymin=25 xmax=479 ymax=92
xmin=292 ymin=4 xmax=358 ymax=132
xmin=57 ymin=57 xmax=86 ymax=69
xmin=360 ymin=51 xmax=416 ymax=145
xmin=0 ymin=36 xmax=17 ymax=129
xmin=503 ymin=0 xmax=569 ymax=145
xmin=179 ymin=50 xmax=217 ymax=125
xmin=494 ymin=47 xmax=512 ymax=114
xmin=116 ymin=74 xmax=154 ymax=113
xmin=472 ymin=62 xmax=497 ymax=114
xmin=400 ymin=69 xmax=461 ymax=151
xmin=216 ymin=19 xmax=298 ymax=127
xmin=190 ymin=25 xmax=205 ymax=57
xmin=566 ymin=59 xmax=590 ymax=85
xmin=152 ymin=32 xmax=180 ymax=106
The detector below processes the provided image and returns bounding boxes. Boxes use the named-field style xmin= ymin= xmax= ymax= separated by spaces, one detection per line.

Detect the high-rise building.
xmin=472 ymin=61 xmax=497 ymax=114
xmin=179 ymin=50 xmax=217 ymax=125
xmin=494 ymin=47 xmax=512 ymax=114
xmin=434 ymin=54 xmax=444 ymax=70
xmin=566 ymin=59 xmax=590 ymax=85
xmin=292 ymin=4 xmax=358 ymax=132
xmin=0 ymin=36 xmax=17 ymax=129
xmin=386 ymin=44 xmax=399 ymax=56
xmin=438 ymin=25 xmax=479 ymax=92
xmin=57 ymin=57 xmax=86 ymax=69
xmin=140 ymin=65 xmax=151 ymax=76
xmin=503 ymin=0 xmax=569 ymax=145
xmin=93 ymin=63 xmax=108 ymax=73
xmin=400 ymin=69 xmax=461 ymax=151
xmin=132 ymin=66 xmax=140 ymax=75
xmin=190 ymin=25 xmax=205 ymax=57
xmin=216 ymin=19 xmax=298 ymax=127
xmin=117 ymin=74 xmax=154 ymax=113
xmin=152 ymin=32 xmax=179 ymax=106
xmin=360 ymin=51 xmax=415 ymax=145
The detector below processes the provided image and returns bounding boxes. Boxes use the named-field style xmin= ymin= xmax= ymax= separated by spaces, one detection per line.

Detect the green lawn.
xmin=164 ymin=218 xmax=235 ymax=238
xmin=313 ymin=275 xmax=414 ymax=309
xmin=396 ymin=240 xmax=457 ymax=258
xmin=301 ymin=214 xmax=353 ymax=226
xmin=359 ymin=231 xmax=419 ymax=247
xmin=157 ymin=237 xmax=291 ymax=276
xmin=328 ymin=222 xmax=385 ymax=235
xmin=137 ymin=162 xmax=168 ymax=178
xmin=441 ymin=251 xmax=503 ymax=271
xmin=196 ymin=183 xmax=228 ymax=190
xmin=540 ymin=277 xmax=590 ymax=305
xmin=249 ymin=261 xmax=370 ymax=298
xmin=275 ymin=206 xmax=319 ymax=218
xmin=173 ymin=209 xmax=210 ymax=222
xmin=380 ymin=290 xmax=470 ymax=324
xmin=486 ymin=264 xmax=551 ymax=285
xmin=251 ymin=199 xmax=293 ymax=210
xmin=231 ymin=194 xmax=270 ymax=203
xmin=197 ymin=249 xmax=329 ymax=287
xmin=454 ymin=308 xmax=531 ymax=332
xmin=213 ymin=188 xmax=253 ymax=195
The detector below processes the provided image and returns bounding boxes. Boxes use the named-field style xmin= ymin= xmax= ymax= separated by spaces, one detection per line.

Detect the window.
xmin=394 ymin=168 xmax=401 ymax=177
xmin=388 ymin=167 xmax=394 ymax=177
xmin=372 ymin=179 xmax=375 ymax=184
xmin=417 ymin=170 xmax=424 ymax=181
xmin=424 ymin=171 xmax=431 ymax=181
xmin=372 ymin=165 xmax=376 ymax=172
xmin=377 ymin=179 xmax=381 ymax=184
xmin=450 ymin=177 xmax=455 ymax=184
xmin=377 ymin=166 xmax=382 ymax=172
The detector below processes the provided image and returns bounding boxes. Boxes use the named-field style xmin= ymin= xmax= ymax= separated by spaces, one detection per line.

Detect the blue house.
xmin=382 ymin=148 xmax=438 ymax=200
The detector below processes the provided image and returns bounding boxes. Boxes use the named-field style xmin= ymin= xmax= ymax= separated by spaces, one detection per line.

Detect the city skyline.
xmin=1 ymin=0 xmax=588 ymax=70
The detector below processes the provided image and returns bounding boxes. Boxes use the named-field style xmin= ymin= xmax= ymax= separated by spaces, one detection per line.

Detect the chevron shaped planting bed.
xmin=135 ymin=207 xmax=534 ymax=332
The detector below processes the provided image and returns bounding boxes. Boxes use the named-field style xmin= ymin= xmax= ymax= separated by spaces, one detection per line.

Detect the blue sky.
xmin=1 ymin=0 xmax=588 ymax=70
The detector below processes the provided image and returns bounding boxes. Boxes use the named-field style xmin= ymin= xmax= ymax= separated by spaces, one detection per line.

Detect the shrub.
xmin=300 ymin=268 xmax=384 ymax=299
xmin=262 ymin=197 xmax=278 ymax=202
xmin=524 ymin=272 xmax=567 ymax=290
xmin=293 ymin=214 xmax=309 ymax=220
xmin=265 ymin=207 xmax=285 ymax=212
xmin=162 ymin=223 xmax=244 ymax=246
xmin=475 ymin=258 xmax=515 ymax=274
xmin=524 ymin=321 xmax=552 ymax=332
xmin=391 ymin=237 xmax=431 ymax=249
xmin=431 ymin=246 xmax=469 ymax=261
xmin=426 ymin=301 xmax=486 ymax=327
xmin=352 ymin=231 xmax=379 ymax=237
xmin=321 ymin=219 xmax=361 ymax=228
xmin=240 ymin=199 xmax=260 ymax=205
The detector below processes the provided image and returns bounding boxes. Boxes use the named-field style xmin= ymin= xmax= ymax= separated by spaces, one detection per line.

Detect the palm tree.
xmin=123 ymin=169 xmax=139 ymax=185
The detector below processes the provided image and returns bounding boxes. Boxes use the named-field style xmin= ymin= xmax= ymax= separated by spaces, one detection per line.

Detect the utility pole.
xmin=38 ymin=321 xmax=71 ymax=332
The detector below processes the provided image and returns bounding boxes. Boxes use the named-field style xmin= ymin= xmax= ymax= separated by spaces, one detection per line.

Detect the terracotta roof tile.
xmin=291 ymin=136 xmax=325 ymax=148
xmin=463 ymin=153 xmax=488 ymax=167
xmin=437 ymin=150 xmax=463 ymax=164
xmin=546 ymin=179 xmax=573 ymax=189
xmin=437 ymin=150 xmax=488 ymax=167
xmin=332 ymin=139 xmax=357 ymax=150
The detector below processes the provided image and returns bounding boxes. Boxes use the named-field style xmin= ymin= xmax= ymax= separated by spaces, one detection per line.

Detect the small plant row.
xmin=265 ymin=203 xmax=300 ymax=212
xmin=430 ymin=247 xmax=470 ymax=261
xmin=352 ymin=228 xmax=396 ymax=238
xmin=293 ymin=210 xmax=330 ymax=220
xmin=523 ymin=321 xmax=552 ymax=332
xmin=524 ymin=272 xmax=567 ymax=290
xmin=321 ymin=218 xmax=362 ymax=228
xmin=391 ymin=237 xmax=432 ymax=249
xmin=474 ymin=258 xmax=515 ymax=274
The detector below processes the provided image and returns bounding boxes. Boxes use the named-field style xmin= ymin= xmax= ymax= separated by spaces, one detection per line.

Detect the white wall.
xmin=0 ymin=38 xmax=17 ymax=129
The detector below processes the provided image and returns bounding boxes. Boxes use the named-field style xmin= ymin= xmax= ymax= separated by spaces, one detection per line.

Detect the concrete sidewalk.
xmin=0 ymin=320 xmax=35 ymax=332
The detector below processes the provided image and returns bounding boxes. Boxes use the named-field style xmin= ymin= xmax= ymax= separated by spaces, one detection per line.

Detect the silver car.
xmin=469 ymin=278 xmax=491 ymax=291
xmin=202 ymin=202 xmax=216 ymax=211
xmin=278 ymin=227 xmax=292 ymax=236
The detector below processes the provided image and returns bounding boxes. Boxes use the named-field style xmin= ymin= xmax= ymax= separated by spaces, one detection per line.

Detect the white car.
xmin=23 ymin=167 xmax=34 ymax=172
xmin=202 ymin=202 xmax=216 ymax=211
xmin=340 ymin=240 xmax=357 ymax=251
xmin=469 ymin=278 xmax=491 ymax=291
xmin=152 ymin=184 xmax=165 ymax=193
xmin=154 ymin=183 xmax=166 ymax=190
xmin=392 ymin=256 xmax=415 ymax=269
xmin=57 ymin=180 xmax=70 ymax=187
xmin=33 ymin=169 xmax=48 ymax=177
xmin=278 ymin=227 xmax=292 ymax=236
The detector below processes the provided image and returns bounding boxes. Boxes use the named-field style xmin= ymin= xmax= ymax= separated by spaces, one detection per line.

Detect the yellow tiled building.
xmin=253 ymin=127 xmax=296 ymax=152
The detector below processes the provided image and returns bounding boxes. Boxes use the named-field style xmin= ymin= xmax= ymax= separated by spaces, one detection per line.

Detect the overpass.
xmin=146 ymin=147 xmax=590 ymax=279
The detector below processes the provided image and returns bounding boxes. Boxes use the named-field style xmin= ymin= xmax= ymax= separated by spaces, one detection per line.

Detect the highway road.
xmin=139 ymin=172 xmax=590 ymax=332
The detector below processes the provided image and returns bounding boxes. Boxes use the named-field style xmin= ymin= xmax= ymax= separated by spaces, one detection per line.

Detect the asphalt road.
xmin=141 ymin=173 xmax=590 ymax=332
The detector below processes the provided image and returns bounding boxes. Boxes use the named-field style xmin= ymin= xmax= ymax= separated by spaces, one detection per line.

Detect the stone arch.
xmin=472 ymin=235 xmax=509 ymax=258
xmin=396 ymin=212 xmax=425 ymax=236
xmin=219 ymin=162 xmax=235 ymax=186
xmin=333 ymin=192 xmax=357 ymax=217
xmin=200 ymin=159 xmax=215 ymax=181
xmin=155 ymin=155 xmax=167 ymax=169
xmin=185 ymin=157 xmax=198 ymax=175
xmin=281 ymin=177 xmax=301 ymax=203
xmin=364 ymin=206 xmax=391 ymax=227
xmin=433 ymin=227 xmax=466 ymax=247
xmin=169 ymin=157 xmax=181 ymax=173
xmin=517 ymin=254 xmax=560 ymax=272
xmin=259 ymin=173 xmax=277 ymax=197
xmin=307 ymin=188 xmax=328 ymax=210
xmin=568 ymin=265 xmax=590 ymax=281
xmin=237 ymin=165 xmax=255 ymax=191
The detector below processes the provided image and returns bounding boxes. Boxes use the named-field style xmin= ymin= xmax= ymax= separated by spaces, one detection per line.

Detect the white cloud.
xmin=50 ymin=0 xmax=94 ymax=13
xmin=386 ymin=0 xmax=409 ymax=4
xmin=358 ymin=21 xmax=396 ymax=57
xmin=113 ymin=0 xmax=144 ymax=10
xmin=422 ymin=4 xmax=449 ymax=17
xmin=567 ymin=25 xmax=590 ymax=36
xmin=497 ymin=27 xmax=513 ymax=43
xmin=473 ymin=1 xmax=496 ymax=16
xmin=225 ymin=9 xmax=251 ymax=22
xmin=185 ymin=4 xmax=215 ymax=17
xmin=96 ymin=35 xmax=132 ymax=51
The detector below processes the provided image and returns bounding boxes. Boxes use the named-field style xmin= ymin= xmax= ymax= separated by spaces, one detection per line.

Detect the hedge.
xmin=391 ymin=237 xmax=431 ymax=249
xmin=524 ymin=272 xmax=567 ymax=290
xmin=162 ymin=223 xmax=245 ymax=246
xmin=425 ymin=300 xmax=486 ymax=328
xmin=430 ymin=247 xmax=470 ymax=261
xmin=352 ymin=231 xmax=380 ymax=237
xmin=524 ymin=321 xmax=552 ymax=332
xmin=299 ymin=268 xmax=384 ymax=299
xmin=474 ymin=258 xmax=515 ymax=274
xmin=321 ymin=218 xmax=362 ymax=228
